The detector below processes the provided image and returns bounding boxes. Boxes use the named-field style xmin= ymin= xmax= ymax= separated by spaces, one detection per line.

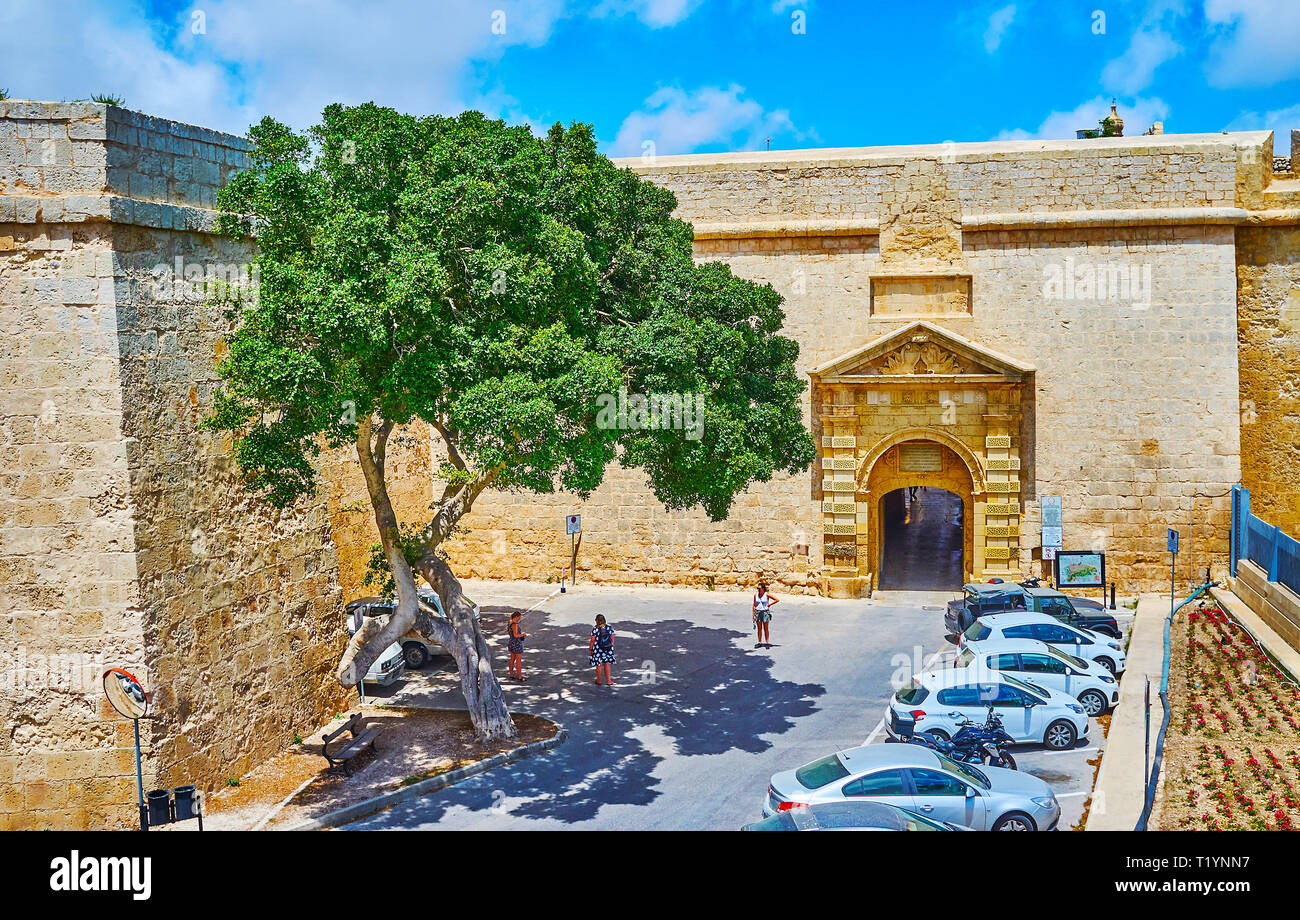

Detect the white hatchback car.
xmin=887 ymin=668 xmax=1090 ymax=750
xmin=961 ymin=612 xmax=1127 ymax=675
xmin=954 ymin=639 xmax=1119 ymax=717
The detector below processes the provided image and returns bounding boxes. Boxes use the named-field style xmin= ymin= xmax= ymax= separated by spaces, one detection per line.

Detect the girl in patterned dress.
xmin=589 ymin=614 xmax=616 ymax=685
xmin=506 ymin=610 xmax=527 ymax=681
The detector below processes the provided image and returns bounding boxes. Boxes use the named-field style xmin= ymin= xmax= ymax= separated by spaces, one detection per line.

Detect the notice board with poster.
xmin=1054 ymin=550 xmax=1105 ymax=589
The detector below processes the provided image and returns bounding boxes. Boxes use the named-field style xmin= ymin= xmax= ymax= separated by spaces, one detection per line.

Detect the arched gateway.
xmin=808 ymin=322 xmax=1035 ymax=598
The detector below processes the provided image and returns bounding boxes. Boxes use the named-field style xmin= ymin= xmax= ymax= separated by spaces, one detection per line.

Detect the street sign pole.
xmin=1143 ymin=678 xmax=1151 ymax=806
xmin=134 ymin=717 xmax=147 ymax=832
xmin=565 ymin=514 xmax=581 ymax=586
xmin=1168 ymin=528 xmax=1179 ymax=619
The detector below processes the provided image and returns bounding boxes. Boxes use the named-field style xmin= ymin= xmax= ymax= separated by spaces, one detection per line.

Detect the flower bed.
xmin=1160 ymin=602 xmax=1300 ymax=830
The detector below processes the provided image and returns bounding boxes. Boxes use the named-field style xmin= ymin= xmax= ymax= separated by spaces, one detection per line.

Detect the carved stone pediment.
xmin=879 ymin=337 xmax=966 ymax=375
xmin=807 ymin=321 xmax=1035 ymax=382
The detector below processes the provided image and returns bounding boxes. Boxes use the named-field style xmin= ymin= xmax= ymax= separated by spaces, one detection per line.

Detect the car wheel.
xmin=992 ymin=811 xmax=1036 ymax=831
xmin=1044 ymin=719 xmax=1077 ymax=750
xmin=1096 ymin=656 xmax=1116 ymax=675
xmin=1078 ymin=689 xmax=1108 ymax=717
xmin=402 ymin=642 xmax=429 ymax=669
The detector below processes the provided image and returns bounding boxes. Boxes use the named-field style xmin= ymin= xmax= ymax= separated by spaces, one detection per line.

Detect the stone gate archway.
xmin=808 ymin=321 xmax=1034 ymax=598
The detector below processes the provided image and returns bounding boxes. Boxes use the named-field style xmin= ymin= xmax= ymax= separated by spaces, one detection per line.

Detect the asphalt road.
xmin=349 ymin=581 xmax=956 ymax=830
xmin=350 ymin=580 xmax=1121 ymax=830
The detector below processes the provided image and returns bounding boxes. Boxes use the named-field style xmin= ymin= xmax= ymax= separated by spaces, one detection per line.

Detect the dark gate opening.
xmin=877 ymin=487 xmax=964 ymax=590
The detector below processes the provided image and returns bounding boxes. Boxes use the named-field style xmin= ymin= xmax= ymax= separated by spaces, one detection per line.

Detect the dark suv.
xmin=1021 ymin=587 xmax=1120 ymax=638
xmin=944 ymin=583 xmax=1027 ymax=637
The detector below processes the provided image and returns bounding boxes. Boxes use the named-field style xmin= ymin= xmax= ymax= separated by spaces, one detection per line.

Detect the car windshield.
xmin=795 ymin=754 xmax=850 ymax=789
xmin=937 ymin=753 xmax=990 ymax=790
xmin=1000 ymin=674 xmax=1049 ymax=699
xmin=963 ymin=622 xmax=991 ymax=642
xmin=1045 ymin=646 xmax=1089 ymax=669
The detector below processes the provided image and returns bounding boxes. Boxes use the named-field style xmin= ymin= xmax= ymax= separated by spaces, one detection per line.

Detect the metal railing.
xmin=1232 ymin=484 xmax=1300 ymax=598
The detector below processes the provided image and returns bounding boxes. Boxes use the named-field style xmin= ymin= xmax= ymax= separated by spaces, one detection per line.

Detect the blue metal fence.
xmin=1231 ymin=485 xmax=1300 ymax=598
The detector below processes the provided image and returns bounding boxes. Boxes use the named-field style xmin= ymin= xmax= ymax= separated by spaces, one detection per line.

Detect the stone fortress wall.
xmin=2 ymin=99 xmax=1298 ymax=828
xmin=442 ymin=131 xmax=1300 ymax=597
xmin=0 ymin=101 xmax=354 ymax=829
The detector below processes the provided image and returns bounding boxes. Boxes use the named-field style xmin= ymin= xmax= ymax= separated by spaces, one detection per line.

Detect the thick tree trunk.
xmin=336 ymin=412 xmax=515 ymax=743
xmin=415 ymin=553 xmax=517 ymax=742
xmin=337 ymin=415 xmax=422 ymax=686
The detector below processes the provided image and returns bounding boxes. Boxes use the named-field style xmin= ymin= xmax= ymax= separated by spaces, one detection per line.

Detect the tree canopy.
xmin=204 ymin=102 xmax=815 ymax=739
xmin=208 ymin=103 xmax=813 ymax=520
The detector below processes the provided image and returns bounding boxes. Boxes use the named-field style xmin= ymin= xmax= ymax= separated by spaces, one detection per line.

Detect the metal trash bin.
xmin=146 ymin=788 xmax=172 ymax=826
xmin=173 ymin=785 xmax=197 ymax=820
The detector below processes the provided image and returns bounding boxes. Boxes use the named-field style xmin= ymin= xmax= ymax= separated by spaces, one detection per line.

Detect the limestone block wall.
xmin=443 ymin=135 xmax=1270 ymax=593
xmin=1238 ymin=224 xmax=1300 ymax=539
xmin=0 ymin=101 xmax=350 ymax=829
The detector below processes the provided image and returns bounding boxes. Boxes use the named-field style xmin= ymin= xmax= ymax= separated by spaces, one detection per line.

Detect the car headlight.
xmin=1099 ymin=674 xmax=1115 ymax=683
xmin=1067 ymin=703 xmax=1085 ymax=714
xmin=1107 ymin=641 xmax=1122 ymax=650
xmin=1031 ymin=796 xmax=1057 ymax=809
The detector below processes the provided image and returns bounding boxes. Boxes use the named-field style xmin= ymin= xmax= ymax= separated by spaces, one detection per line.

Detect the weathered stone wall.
xmin=443 ymin=134 xmax=1279 ymax=594
xmin=0 ymin=101 xmax=350 ymax=829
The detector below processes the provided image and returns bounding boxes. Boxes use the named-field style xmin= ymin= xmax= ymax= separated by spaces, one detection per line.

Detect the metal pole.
xmin=571 ymin=532 xmax=577 ymax=586
xmin=1143 ymin=677 xmax=1151 ymax=805
xmin=134 ymin=718 xmax=147 ymax=832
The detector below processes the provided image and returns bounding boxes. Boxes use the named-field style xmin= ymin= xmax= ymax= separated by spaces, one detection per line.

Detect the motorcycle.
xmin=892 ymin=706 xmax=1018 ymax=770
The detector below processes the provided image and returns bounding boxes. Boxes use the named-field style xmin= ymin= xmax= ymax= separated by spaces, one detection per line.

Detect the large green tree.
xmin=206 ymin=103 xmax=814 ymax=740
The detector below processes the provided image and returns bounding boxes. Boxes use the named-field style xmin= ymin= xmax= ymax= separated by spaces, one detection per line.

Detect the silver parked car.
xmin=742 ymin=800 xmax=963 ymax=831
xmin=763 ymin=743 xmax=1061 ymax=831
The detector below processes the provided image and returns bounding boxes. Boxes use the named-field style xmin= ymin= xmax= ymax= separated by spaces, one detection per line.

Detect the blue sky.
xmin=2 ymin=0 xmax=1298 ymax=156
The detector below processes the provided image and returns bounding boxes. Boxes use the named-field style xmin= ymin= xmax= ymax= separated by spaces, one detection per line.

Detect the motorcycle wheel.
xmin=991 ymin=751 xmax=1017 ymax=770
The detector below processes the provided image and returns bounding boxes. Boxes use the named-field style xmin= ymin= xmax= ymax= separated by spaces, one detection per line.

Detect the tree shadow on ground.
xmin=364 ymin=606 xmax=825 ymax=826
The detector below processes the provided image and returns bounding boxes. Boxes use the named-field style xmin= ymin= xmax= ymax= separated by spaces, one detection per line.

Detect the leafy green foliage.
xmin=206 ymin=103 xmax=813 ymax=526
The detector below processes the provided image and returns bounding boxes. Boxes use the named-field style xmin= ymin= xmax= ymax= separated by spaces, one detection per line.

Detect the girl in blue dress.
xmin=589 ymin=614 xmax=616 ymax=685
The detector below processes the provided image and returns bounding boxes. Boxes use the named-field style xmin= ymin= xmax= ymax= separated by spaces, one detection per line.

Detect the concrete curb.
xmin=1087 ymin=596 xmax=1164 ymax=830
xmin=283 ymin=727 xmax=568 ymax=831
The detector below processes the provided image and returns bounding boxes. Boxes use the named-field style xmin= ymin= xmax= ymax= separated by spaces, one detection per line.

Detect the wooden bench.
xmin=320 ymin=713 xmax=383 ymax=775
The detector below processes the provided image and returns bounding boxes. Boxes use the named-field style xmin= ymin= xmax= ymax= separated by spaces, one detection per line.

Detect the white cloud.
xmin=1224 ymin=103 xmax=1300 ymax=152
xmin=995 ymin=96 xmax=1172 ymax=141
xmin=611 ymin=84 xmax=811 ymax=157
xmin=1100 ymin=25 xmax=1181 ymax=94
xmin=0 ymin=0 xmax=647 ymax=136
xmin=590 ymin=0 xmax=703 ymax=28
xmin=1204 ymin=0 xmax=1300 ymax=87
xmin=983 ymin=4 xmax=1017 ymax=53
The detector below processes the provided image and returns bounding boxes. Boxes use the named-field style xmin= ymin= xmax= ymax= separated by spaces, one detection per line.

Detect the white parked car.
xmin=887 ymin=668 xmax=1090 ymax=750
xmin=961 ymin=612 xmax=1127 ymax=675
xmin=762 ymin=744 xmax=1061 ymax=831
xmin=346 ymin=592 xmax=451 ymax=669
xmin=954 ymin=638 xmax=1119 ymax=716
xmin=361 ymin=642 xmax=406 ymax=686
